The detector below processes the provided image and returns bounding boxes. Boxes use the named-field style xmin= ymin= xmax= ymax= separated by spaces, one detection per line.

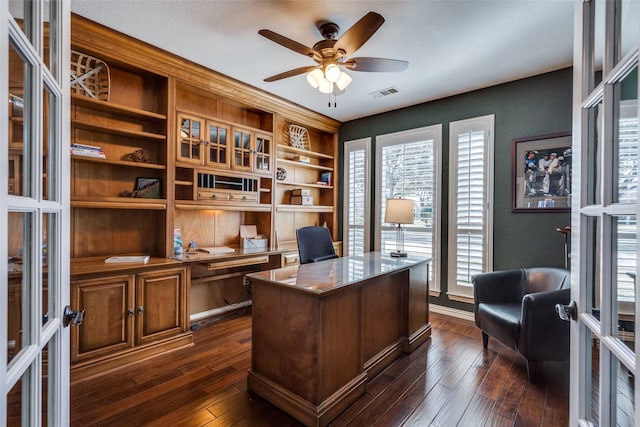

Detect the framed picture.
xmin=512 ymin=132 xmax=572 ymax=212
xmin=134 ymin=177 xmax=161 ymax=199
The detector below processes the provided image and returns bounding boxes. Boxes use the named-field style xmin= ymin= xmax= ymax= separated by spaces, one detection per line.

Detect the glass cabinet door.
xmin=204 ymin=121 xmax=229 ymax=168
xmin=232 ymin=128 xmax=252 ymax=172
xmin=178 ymin=114 xmax=203 ymax=164
xmin=254 ymin=133 xmax=271 ymax=174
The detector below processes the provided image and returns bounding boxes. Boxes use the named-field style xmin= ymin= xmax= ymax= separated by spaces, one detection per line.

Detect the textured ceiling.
xmin=69 ymin=0 xmax=575 ymax=122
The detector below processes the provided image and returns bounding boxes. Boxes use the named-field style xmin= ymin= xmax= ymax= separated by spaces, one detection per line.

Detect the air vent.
xmin=369 ymin=86 xmax=399 ymax=99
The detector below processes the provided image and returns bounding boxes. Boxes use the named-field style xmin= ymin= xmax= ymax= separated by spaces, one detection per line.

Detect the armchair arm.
xmin=518 ymin=287 xmax=571 ymax=361
xmin=472 ymin=269 xmax=526 ymax=305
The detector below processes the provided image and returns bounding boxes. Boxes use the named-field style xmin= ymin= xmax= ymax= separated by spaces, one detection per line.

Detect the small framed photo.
xmin=512 ymin=132 xmax=572 ymax=212
xmin=134 ymin=177 xmax=161 ymax=199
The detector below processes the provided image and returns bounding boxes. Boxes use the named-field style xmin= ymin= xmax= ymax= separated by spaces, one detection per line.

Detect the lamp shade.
xmin=335 ymin=71 xmax=352 ymax=90
xmin=385 ymin=198 xmax=414 ymax=224
xmin=324 ymin=63 xmax=341 ymax=82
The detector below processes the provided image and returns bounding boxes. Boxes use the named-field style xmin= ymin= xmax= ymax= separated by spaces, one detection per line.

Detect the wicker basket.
xmin=285 ymin=124 xmax=311 ymax=151
xmin=70 ymin=50 xmax=110 ymax=101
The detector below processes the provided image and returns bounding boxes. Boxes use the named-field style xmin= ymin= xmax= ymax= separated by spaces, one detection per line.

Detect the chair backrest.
xmin=296 ymin=226 xmax=338 ymax=264
xmin=523 ymin=267 xmax=571 ymax=294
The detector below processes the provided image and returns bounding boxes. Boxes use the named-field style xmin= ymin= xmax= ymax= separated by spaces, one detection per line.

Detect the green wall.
xmin=339 ymin=68 xmax=573 ymax=311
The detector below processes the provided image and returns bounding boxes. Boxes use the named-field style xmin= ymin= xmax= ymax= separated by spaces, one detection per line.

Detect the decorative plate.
xmin=276 ymin=167 xmax=287 ymax=181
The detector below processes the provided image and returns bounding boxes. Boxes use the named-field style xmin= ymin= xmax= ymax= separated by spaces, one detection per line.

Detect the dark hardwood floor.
xmin=70 ymin=311 xmax=569 ymax=426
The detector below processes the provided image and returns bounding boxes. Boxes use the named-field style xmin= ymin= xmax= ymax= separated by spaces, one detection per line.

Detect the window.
xmin=375 ymin=125 xmax=442 ymax=293
xmin=343 ymin=138 xmax=371 ymax=256
xmin=448 ymin=115 xmax=494 ymax=302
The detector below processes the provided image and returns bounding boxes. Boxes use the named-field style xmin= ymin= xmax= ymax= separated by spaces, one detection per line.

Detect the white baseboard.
xmin=430 ymin=304 xmax=475 ymax=322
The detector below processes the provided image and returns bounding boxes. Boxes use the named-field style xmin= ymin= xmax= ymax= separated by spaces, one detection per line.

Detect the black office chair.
xmin=473 ymin=267 xmax=571 ymax=382
xmin=296 ymin=226 xmax=338 ymax=264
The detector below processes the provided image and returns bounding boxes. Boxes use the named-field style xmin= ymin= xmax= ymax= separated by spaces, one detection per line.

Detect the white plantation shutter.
xmin=343 ymin=138 xmax=371 ymax=256
xmin=448 ymin=115 xmax=494 ymax=301
xmin=375 ymin=125 xmax=442 ymax=292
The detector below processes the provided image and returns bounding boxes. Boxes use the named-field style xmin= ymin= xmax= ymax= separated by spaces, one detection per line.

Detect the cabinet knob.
xmin=127 ymin=308 xmax=135 ymax=317
xmin=137 ymin=306 xmax=144 ymax=314
xmin=212 ymin=194 xmax=217 ymax=200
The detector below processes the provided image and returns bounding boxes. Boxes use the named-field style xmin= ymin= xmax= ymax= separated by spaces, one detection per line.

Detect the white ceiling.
xmin=69 ymin=0 xmax=575 ymax=122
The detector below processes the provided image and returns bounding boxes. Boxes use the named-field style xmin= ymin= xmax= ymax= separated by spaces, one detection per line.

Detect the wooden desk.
xmin=245 ymin=252 xmax=431 ymax=427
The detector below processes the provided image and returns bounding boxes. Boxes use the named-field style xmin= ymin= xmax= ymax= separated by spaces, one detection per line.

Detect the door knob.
xmin=63 ymin=306 xmax=85 ymax=327
xmin=555 ymin=301 xmax=577 ymax=322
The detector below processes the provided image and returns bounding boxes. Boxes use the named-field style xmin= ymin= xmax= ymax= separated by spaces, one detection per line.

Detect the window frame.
xmin=374 ymin=124 xmax=442 ymax=294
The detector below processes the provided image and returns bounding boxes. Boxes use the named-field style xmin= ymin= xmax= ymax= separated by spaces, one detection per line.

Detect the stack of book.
xmin=71 ymin=143 xmax=106 ymax=159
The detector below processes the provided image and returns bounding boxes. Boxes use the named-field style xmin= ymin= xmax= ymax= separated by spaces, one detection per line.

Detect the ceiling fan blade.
xmin=259 ymin=29 xmax=321 ymax=60
xmin=334 ymin=12 xmax=385 ymax=54
xmin=343 ymin=57 xmax=409 ymax=72
xmin=264 ymin=66 xmax=318 ymax=82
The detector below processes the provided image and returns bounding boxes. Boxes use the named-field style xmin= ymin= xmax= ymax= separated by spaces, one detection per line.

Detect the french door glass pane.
xmin=589 ymin=332 xmax=601 ymax=424
xmin=614 ymin=215 xmax=636 ymax=351
xmin=587 ymin=216 xmax=602 ymax=319
xmin=9 ymin=0 xmax=32 ymax=41
xmin=43 ymin=83 xmax=57 ymax=200
xmin=613 ymin=67 xmax=638 ymax=204
xmin=380 ymin=140 xmax=435 ymax=263
xmin=590 ymin=0 xmax=606 ymax=90
xmin=43 ymin=0 xmax=58 ymax=73
xmin=9 ymin=42 xmax=32 ymax=198
xmin=618 ymin=0 xmax=640 ymax=63
xmin=7 ymin=212 xmax=34 ymax=365
xmin=42 ymin=343 xmax=50 ymax=426
xmin=42 ymin=212 xmax=54 ymax=327
xmin=7 ymin=371 xmax=26 ymax=427
xmin=615 ymin=359 xmax=635 ymax=426
xmin=587 ymin=101 xmax=603 ymax=205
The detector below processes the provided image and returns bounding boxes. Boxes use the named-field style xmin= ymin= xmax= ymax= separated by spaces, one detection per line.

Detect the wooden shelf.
xmin=276 ymin=204 xmax=334 ymax=213
xmin=277 ymin=159 xmax=333 ymax=172
xmin=71 ymin=197 xmax=168 ymax=210
xmin=276 ymin=181 xmax=333 ymax=190
xmin=72 ymin=119 xmax=166 ymax=141
xmin=174 ymin=180 xmax=193 ymax=186
xmin=71 ymin=155 xmax=167 ymax=170
xmin=277 ymin=144 xmax=333 ymax=160
xmin=72 ymin=94 xmax=167 ymax=120
xmin=175 ymin=201 xmax=272 ymax=212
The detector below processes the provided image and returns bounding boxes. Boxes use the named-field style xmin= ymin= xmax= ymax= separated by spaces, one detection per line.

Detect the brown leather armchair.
xmin=472 ymin=267 xmax=571 ymax=382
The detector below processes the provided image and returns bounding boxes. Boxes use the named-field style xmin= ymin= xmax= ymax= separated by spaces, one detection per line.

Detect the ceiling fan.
xmin=259 ymin=11 xmax=408 ymax=96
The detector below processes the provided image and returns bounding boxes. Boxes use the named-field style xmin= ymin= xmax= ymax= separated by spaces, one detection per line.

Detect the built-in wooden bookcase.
xmin=273 ymin=115 xmax=338 ymax=250
xmin=70 ymin=58 xmax=169 ymax=259
xmin=173 ymin=81 xmax=274 ymax=249
xmin=67 ymin=14 xmax=340 ymax=377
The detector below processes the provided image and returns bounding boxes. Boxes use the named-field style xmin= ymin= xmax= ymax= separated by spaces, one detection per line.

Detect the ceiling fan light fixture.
xmin=317 ymin=79 xmax=333 ymax=94
xmin=324 ymin=63 xmax=341 ymax=83
xmin=306 ymin=68 xmax=324 ymax=88
xmin=335 ymin=71 xmax=352 ymax=90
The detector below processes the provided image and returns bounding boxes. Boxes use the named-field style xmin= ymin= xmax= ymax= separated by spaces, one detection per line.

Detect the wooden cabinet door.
xmin=135 ymin=267 xmax=187 ymax=346
xmin=178 ymin=113 xmax=204 ymax=164
xmin=71 ymin=275 xmax=135 ymax=363
xmin=204 ymin=120 xmax=230 ymax=169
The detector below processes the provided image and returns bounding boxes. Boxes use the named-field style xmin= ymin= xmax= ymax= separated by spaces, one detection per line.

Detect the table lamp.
xmin=385 ymin=198 xmax=414 ymax=257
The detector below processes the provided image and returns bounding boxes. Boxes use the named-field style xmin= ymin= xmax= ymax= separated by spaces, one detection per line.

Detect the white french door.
xmin=571 ymin=0 xmax=639 ymax=425
xmin=2 ymin=1 xmax=70 ymax=425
